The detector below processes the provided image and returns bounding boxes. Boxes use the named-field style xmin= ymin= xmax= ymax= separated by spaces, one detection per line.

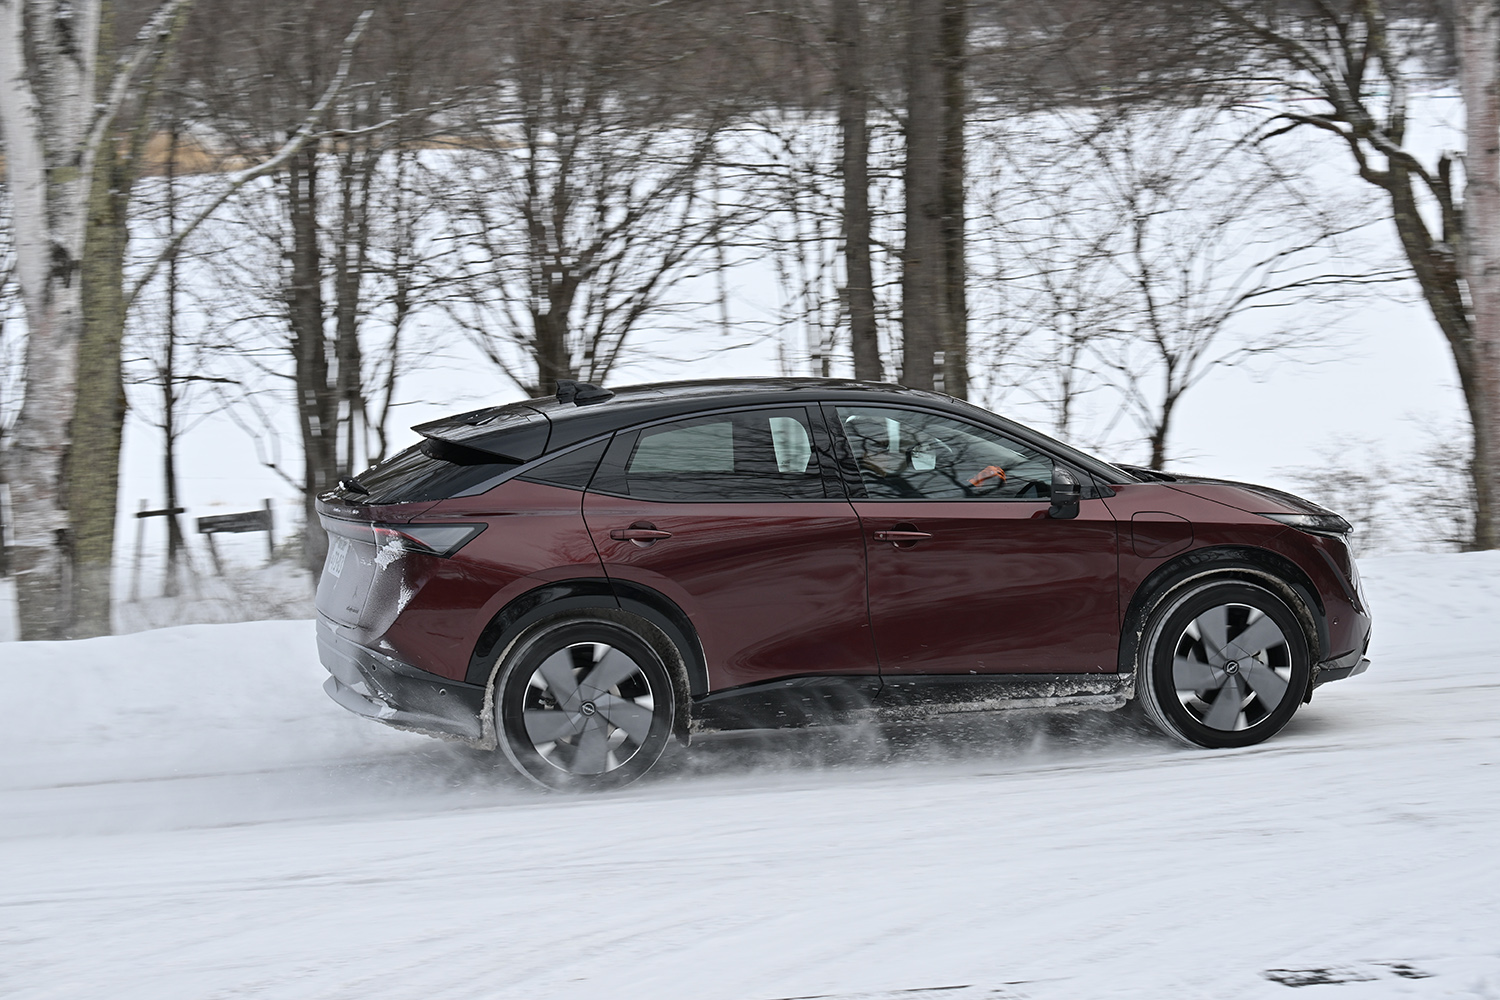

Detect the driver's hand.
xmin=969 ymin=465 xmax=1007 ymax=488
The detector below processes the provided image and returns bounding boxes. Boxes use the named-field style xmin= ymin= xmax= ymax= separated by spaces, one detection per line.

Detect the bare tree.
xmin=0 ymin=188 xmax=16 ymax=579
xmin=834 ymin=0 xmax=883 ymax=380
xmin=0 ymin=0 xmax=197 ymax=638
xmin=902 ymin=0 xmax=968 ymax=397
xmin=972 ymin=103 xmax=1397 ymax=467
xmin=0 ymin=0 xmax=382 ymax=634
xmin=969 ymin=130 xmax=1129 ymax=441
xmin=1208 ymin=0 xmax=1500 ymax=547
xmin=444 ymin=0 xmax=741 ymax=395
xmin=175 ymin=1 xmax=469 ymax=571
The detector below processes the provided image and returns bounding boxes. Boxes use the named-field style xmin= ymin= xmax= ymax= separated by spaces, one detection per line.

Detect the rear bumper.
xmin=317 ymin=617 xmax=487 ymax=742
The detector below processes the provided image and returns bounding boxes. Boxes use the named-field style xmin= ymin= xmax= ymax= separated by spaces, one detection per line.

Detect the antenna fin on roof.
xmin=555 ymin=379 xmax=614 ymax=406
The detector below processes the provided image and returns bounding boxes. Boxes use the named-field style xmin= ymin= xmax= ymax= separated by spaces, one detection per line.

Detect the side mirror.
xmin=1049 ymin=466 xmax=1082 ymax=519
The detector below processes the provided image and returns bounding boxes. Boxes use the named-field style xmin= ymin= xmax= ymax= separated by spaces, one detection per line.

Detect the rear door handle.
xmin=610 ymin=526 xmax=673 ymax=543
xmin=873 ymin=530 xmax=932 ymax=542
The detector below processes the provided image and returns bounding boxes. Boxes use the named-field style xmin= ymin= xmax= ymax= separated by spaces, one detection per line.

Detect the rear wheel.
xmin=495 ymin=617 xmax=675 ymax=790
xmin=1137 ymin=580 xmax=1311 ymax=749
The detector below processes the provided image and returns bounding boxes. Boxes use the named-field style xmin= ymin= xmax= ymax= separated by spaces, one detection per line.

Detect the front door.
xmin=831 ymin=404 xmax=1120 ymax=675
xmin=583 ymin=405 xmax=876 ymax=692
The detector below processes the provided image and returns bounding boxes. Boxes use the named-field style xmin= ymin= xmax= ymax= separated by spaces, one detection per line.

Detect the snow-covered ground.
xmin=2 ymin=552 xmax=1498 ymax=999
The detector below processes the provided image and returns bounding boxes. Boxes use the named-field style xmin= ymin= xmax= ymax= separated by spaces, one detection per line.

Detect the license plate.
xmin=327 ymin=535 xmax=350 ymax=578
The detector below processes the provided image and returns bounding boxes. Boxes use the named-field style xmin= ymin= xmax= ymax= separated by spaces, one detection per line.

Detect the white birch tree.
xmin=0 ymin=1 xmax=371 ymax=637
xmin=0 ymin=0 xmax=188 ymax=638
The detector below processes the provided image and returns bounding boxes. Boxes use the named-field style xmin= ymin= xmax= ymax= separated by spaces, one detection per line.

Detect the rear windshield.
xmin=340 ymin=441 xmax=518 ymax=505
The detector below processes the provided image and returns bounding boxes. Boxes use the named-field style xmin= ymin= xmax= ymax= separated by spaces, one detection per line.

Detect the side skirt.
xmin=690 ymin=672 xmax=1133 ymax=735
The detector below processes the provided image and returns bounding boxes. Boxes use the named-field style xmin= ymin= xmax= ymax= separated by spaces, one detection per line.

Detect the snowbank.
xmin=1 ymin=553 xmax=1498 ymax=999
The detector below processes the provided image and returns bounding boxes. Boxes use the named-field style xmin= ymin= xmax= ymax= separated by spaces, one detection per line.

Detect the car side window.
xmin=593 ymin=407 xmax=826 ymax=501
xmin=516 ymin=438 xmax=609 ymax=492
xmin=834 ymin=405 xmax=1054 ymax=501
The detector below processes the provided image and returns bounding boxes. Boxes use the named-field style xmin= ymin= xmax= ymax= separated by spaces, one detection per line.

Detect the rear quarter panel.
xmin=356 ymin=479 xmax=605 ymax=682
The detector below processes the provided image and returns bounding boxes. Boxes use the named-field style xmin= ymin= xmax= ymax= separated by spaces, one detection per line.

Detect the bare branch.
xmin=123 ymin=8 xmax=375 ymax=310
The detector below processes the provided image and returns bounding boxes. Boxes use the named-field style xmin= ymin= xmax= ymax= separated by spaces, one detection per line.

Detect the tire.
xmin=1136 ymin=580 xmax=1311 ymax=749
xmin=494 ymin=616 xmax=675 ymax=790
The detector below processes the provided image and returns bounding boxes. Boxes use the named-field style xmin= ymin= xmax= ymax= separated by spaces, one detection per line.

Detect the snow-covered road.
xmin=3 ymin=553 xmax=1499 ymax=999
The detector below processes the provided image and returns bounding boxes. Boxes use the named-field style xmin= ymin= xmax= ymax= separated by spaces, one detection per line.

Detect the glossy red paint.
xmin=1158 ymin=483 xmax=1367 ymax=653
xmin=1101 ymin=483 xmax=1366 ymax=658
xmin=855 ymin=497 xmax=1121 ymax=674
xmin=336 ymin=479 xmax=605 ymax=681
xmin=582 ymin=492 xmax=876 ymax=690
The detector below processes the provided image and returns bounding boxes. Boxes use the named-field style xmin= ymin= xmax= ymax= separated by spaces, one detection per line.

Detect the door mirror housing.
xmin=1049 ymin=466 xmax=1082 ymax=519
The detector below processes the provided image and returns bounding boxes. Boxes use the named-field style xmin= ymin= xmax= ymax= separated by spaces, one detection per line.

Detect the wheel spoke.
xmin=1202 ymin=674 xmax=1245 ymax=730
xmin=1242 ymin=660 xmax=1290 ymax=708
xmin=535 ymin=650 xmax=582 ymax=708
xmin=593 ymin=694 xmax=653 ymax=743
xmin=581 ymin=646 xmax=640 ymax=696
xmin=1172 ymin=656 xmax=1220 ymax=693
xmin=1193 ymin=605 xmax=1230 ymax=662
xmin=1226 ymin=614 xmax=1286 ymax=659
xmin=524 ymin=708 xmax=581 ymax=744
xmin=572 ymin=718 xmax=610 ymax=774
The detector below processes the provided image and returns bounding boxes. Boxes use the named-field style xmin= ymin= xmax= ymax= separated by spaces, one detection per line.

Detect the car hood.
xmin=1116 ymin=466 xmax=1334 ymax=518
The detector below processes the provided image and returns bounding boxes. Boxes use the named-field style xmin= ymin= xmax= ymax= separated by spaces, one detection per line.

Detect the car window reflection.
xmin=600 ymin=407 xmax=827 ymax=502
xmin=835 ymin=406 xmax=1053 ymax=501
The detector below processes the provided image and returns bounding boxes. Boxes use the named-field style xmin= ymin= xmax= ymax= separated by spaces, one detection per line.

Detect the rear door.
xmin=583 ymin=405 xmax=876 ymax=692
xmin=831 ymin=403 xmax=1120 ymax=676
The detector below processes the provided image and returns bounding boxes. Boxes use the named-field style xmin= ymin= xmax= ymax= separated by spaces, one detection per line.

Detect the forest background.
xmin=0 ymin=0 xmax=1495 ymax=640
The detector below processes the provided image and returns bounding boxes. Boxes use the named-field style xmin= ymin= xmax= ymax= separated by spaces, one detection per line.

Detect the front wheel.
xmin=495 ymin=617 xmax=675 ymax=790
xmin=1137 ymin=580 xmax=1311 ymax=749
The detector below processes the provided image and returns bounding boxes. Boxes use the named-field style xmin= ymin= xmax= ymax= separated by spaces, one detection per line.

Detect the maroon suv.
xmin=316 ymin=378 xmax=1371 ymax=788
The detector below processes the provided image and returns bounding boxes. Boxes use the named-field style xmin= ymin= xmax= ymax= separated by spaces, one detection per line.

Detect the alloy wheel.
xmin=1170 ymin=602 xmax=1293 ymax=732
xmin=518 ymin=641 xmax=659 ymax=777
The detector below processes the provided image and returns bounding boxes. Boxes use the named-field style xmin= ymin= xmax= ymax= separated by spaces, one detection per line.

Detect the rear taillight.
xmin=371 ymin=523 xmax=486 ymax=558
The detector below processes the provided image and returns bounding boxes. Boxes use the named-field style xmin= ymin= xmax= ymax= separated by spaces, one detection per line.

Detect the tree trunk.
xmin=939 ymin=0 xmax=967 ymax=400
xmin=333 ymin=141 xmax=376 ymax=476
xmin=532 ymin=306 xmax=576 ymax=394
xmin=288 ymin=145 xmax=335 ymax=573
xmin=1459 ymin=0 xmax=1500 ymax=550
xmin=834 ymin=0 xmax=880 ymax=382
xmin=903 ymin=0 xmax=946 ymax=392
xmin=69 ymin=133 xmax=132 ymax=636
xmin=0 ymin=0 xmax=100 ymax=639
xmin=163 ymin=118 xmax=184 ymax=596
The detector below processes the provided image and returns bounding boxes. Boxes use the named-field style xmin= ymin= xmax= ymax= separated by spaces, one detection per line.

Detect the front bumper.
xmin=1310 ymin=634 xmax=1370 ymax=696
xmin=317 ymin=617 xmax=487 ymax=742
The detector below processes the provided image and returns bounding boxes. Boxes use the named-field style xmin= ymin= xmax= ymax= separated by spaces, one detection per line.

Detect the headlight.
xmin=1256 ymin=512 xmax=1353 ymax=537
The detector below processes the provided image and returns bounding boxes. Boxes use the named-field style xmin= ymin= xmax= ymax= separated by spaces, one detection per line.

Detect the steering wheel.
xmin=907 ymin=436 xmax=957 ymax=473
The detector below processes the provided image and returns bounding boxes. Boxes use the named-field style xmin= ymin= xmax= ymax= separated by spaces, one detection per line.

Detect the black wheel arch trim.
xmin=1117 ymin=545 xmax=1329 ymax=675
xmin=465 ymin=577 xmax=709 ymax=697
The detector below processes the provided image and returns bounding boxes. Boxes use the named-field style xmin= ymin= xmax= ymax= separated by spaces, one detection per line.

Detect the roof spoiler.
xmin=411 ymin=405 xmax=551 ymax=463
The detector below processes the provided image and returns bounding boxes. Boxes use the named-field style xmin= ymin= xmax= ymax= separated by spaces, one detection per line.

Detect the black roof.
xmin=529 ymin=377 xmax=952 ymax=440
xmin=412 ymin=376 xmax=1135 ymax=483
